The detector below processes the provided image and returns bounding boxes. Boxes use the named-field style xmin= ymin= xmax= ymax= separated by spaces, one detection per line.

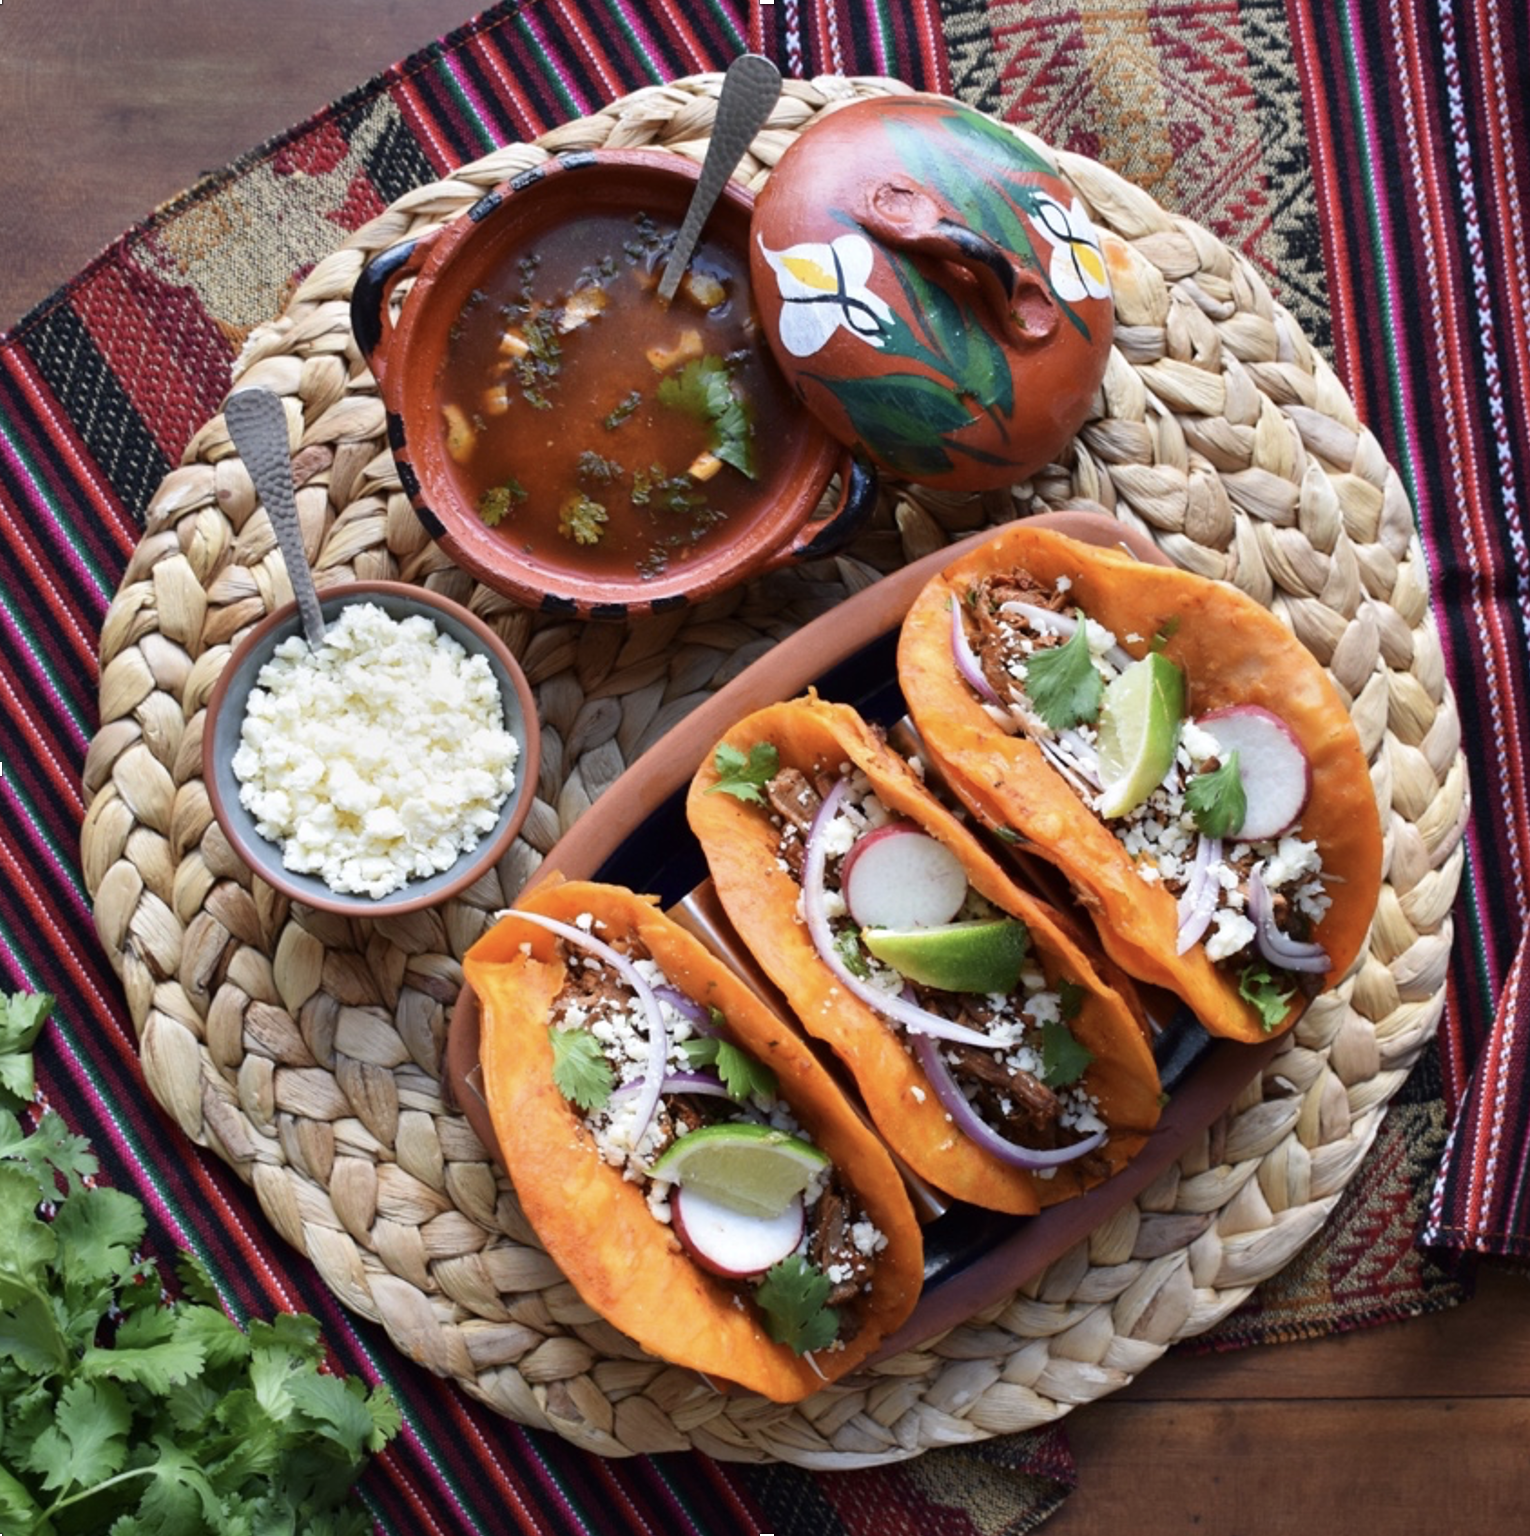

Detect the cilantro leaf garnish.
xmin=656 ymin=355 xmax=756 ymax=479
xmin=603 ymin=390 xmax=643 ymax=430
xmin=1149 ymin=616 xmax=1181 ymax=653
xmin=558 ymin=492 xmax=608 ymax=546
xmin=476 ymin=477 xmax=527 ymax=527
xmin=706 ymin=742 xmax=779 ymax=804
xmin=1039 ymin=1018 xmax=1094 ymax=1087
xmin=754 ymin=1256 xmax=839 ymax=1355
xmin=679 ymin=1035 xmax=778 ymax=1102
xmin=1057 ymin=978 xmax=1086 ymax=1022
xmin=1238 ymin=963 xmax=1296 ymax=1031
xmin=549 ymin=1025 xmax=615 ymax=1112
xmin=835 ymin=929 xmax=872 ymax=979
xmin=1186 ymin=751 xmax=1247 ymax=838
xmin=1023 ymin=620 xmax=1103 ymax=730
xmin=0 ymin=989 xmax=399 ymax=1533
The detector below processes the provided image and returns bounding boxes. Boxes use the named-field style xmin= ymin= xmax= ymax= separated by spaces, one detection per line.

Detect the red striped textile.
xmin=2 ymin=2 xmax=1526 ymax=1533
xmin=1284 ymin=0 xmax=1530 ymax=1261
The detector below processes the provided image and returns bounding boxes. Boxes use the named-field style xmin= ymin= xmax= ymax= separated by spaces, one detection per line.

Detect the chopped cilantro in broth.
xmin=437 ymin=209 xmax=789 ymax=582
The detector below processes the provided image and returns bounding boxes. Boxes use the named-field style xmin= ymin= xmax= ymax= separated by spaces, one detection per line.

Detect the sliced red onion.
xmin=800 ymin=780 xmax=1010 ymax=1050
xmin=652 ymin=985 xmax=716 ymax=1034
xmin=911 ymin=1032 xmax=1107 ymax=1170
xmin=1247 ymin=868 xmax=1331 ymax=974
xmin=951 ymin=597 xmax=1001 ymax=705
xmin=608 ymin=1069 xmax=733 ymax=1107
xmin=507 ymin=909 xmax=670 ymax=1139
xmin=1176 ymin=835 xmax=1223 ymax=954
xmin=996 ymin=599 xmax=1135 ymax=673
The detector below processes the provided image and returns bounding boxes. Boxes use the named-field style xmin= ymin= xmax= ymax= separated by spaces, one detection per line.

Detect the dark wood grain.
xmin=0 ymin=0 xmax=473 ymax=326
xmin=3 ymin=5 xmax=1526 ymax=1529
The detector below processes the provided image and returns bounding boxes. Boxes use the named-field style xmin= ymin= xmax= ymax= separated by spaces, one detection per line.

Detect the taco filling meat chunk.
xmin=953 ymin=570 xmax=1333 ymax=1027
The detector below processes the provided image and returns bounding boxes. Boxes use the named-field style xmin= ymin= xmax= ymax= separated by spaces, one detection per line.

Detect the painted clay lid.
xmin=750 ymin=94 xmax=1116 ymax=492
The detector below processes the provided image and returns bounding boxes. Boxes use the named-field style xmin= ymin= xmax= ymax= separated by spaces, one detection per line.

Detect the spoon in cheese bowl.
xmin=224 ymin=385 xmax=327 ymax=650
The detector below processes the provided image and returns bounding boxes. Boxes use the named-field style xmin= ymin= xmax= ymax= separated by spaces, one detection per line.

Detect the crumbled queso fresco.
xmin=232 ymin=603 xmax=519 ymax=897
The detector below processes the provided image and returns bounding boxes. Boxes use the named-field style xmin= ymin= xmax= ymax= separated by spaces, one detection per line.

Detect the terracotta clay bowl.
xmin=351 ymin=149 xmax=877 ymax=620
xmin=202 ymin=581 xmax=540 ymax=917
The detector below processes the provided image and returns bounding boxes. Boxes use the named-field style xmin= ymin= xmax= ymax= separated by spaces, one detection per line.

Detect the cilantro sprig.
xmin=754 ymin=1256 xmax=839 ymax=1356
xmin=705 ymin=742 xmax=780 ymax=805
xmin=656 ymin=355 xmax=756 ymax=479
xmin=1023 ymin=619 xmax=1103 ymax=730
xmin=679 ymin=1029 xmax=778 ymax=1103
xmin=1186 ymin=752 xmax=1247 ymax=838
xmin=1239 ymin=964 xmax=1297 ymax=1032
xmin=0 ymin=992 xmax=400 ymax=1536
xmin=549 ymin=1024 xmax=616 ymax=1112
xmin=1039 ymin=1021 xmax=1094 ymax=1088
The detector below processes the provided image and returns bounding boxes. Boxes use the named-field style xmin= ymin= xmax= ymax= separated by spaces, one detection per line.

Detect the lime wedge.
xmin=1095 ymin=651 xmax=1186 ymax=818
xmin=649 ymin=1123 xmax=829 ymax=1219
xmin=862 ymin=918 xmax=1030 ymax=994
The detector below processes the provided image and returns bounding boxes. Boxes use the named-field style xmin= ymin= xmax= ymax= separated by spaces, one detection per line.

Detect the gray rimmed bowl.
xmin=202 ymin=580 xmax=541 ymax=917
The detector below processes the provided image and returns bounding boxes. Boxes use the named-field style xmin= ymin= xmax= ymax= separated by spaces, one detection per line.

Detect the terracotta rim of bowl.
xmin=202 ymin=580 xmax=541 ymax=916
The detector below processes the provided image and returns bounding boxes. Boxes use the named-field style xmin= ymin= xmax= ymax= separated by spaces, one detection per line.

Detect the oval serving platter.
xmin=446 ymin=511 xmax=1285 ymax=1361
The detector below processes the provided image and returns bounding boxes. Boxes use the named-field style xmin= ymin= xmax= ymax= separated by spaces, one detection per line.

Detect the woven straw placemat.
xmin=81 ymin=75 xmax=1466 ymax=1467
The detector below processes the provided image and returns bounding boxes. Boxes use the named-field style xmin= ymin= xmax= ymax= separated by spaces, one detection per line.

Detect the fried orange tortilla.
xmin=686 ymin=696 xmax=1162 ymax=1216
xmin=463 ymin=878 xmax=923 ymax=1404
xmin=897 ymin=523 xmax=1384 ymax=1043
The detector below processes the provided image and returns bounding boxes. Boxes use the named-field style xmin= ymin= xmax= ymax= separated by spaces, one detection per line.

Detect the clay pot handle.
xmin=778 ymin=454 xmax=880 ymax=566
xmin=859 ymin=179 xmax=1059 ymax=348
xmin=349 ymin=231 xmax=436 ymax=380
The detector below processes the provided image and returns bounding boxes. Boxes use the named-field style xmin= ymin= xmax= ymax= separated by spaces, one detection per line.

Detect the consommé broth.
xmin=435 ymin=210 xmax=798 ymax=584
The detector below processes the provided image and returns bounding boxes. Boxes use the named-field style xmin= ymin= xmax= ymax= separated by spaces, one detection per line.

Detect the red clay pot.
xmin=750 ymin=95 xmax=1116 ymax=493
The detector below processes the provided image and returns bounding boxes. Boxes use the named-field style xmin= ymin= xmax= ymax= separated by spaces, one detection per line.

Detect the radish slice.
xmin=1248 ymin=868 xmax=1331 ymax=973
xmin=1176 ymin=835 xmax=1223 ymax=954
xmin=670 ymin=1186 xmax=805 ymax=1278
xmin=802 ymin=782 xmax=1003 ymax=1049
xmin=506 ymin=910 xmax=670 ymax=1142
xmin=841 ymin=823 xmax=968 ymax=929
xmin=910 ymin=1032 xmax=1107 ymax=1170
xmin=1195 ymin=706 xmax=1313 ymax=840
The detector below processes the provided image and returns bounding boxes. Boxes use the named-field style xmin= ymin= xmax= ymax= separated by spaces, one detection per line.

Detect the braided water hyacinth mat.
xmin=81 ymin=75 xmax=1467 ymax=1468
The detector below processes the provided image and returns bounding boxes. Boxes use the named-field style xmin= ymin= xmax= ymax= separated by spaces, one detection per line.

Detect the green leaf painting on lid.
xmin=806 ymin=370 xmax=977 ymax=479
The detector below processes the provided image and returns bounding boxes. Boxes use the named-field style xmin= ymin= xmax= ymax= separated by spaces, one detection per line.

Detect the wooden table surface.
xmin=3 ymin=4 xmax=1526 ymax=1532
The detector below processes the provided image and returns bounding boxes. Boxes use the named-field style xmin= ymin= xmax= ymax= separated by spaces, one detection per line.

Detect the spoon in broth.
xmin=656 ymin=53 xmax=782 ymax=305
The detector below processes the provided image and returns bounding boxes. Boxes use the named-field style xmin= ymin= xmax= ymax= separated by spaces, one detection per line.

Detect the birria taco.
xmin=463 ymin=878 xmax=923 ymax=1403
xmin=686 ymin=696 xmax=1161 ymax=1216
xmin=897 ymin=523 xmax=1384 ymax=1043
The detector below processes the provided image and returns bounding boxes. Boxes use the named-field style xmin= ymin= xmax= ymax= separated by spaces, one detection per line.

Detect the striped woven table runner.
xmin=3 ymin=3 xmax=1525 ymax=1532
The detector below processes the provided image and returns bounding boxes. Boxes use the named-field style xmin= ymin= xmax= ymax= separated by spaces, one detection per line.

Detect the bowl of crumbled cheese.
xmin=202 ymin=581 xmax=540 ymax=915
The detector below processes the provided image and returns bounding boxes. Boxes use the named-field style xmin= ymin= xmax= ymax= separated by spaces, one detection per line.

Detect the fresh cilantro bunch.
xmin=0 ymin=993 xmax=401 ymax=1536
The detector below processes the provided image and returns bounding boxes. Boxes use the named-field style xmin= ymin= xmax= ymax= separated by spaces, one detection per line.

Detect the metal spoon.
xmin=224 ymin=385 xmax=327 ymax=650
xmin=656 ymin=53 xmax=782 ymax=304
